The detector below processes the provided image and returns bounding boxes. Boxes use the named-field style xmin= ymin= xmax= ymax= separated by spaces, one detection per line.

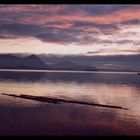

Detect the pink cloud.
xmin=4 ymin=5 xmax=139 ymax=29
xmin=0 ymin=5 xmax=63 ymax=13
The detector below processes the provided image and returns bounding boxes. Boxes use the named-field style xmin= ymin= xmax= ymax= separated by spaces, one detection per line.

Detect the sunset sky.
xmin=0 ymin=4 xmax=140 ymax=55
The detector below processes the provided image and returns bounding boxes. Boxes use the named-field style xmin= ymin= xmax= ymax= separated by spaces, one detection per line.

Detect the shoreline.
xmin=0 ymin=68 xmax=138 ymax=75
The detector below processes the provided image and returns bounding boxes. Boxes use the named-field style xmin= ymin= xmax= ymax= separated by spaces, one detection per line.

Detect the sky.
xmin=0 ymin=4 xmax=140 ymax=56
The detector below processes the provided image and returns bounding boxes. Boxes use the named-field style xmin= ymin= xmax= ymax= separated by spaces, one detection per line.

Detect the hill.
xmin=0 ymin=54 xmax=50 ymax=70
xmin=50 ymin=60 xmax=97 ymax=71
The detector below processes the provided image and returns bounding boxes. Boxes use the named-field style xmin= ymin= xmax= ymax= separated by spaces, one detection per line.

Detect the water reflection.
xmin=0 ymin=70 xmax=140 ymax=135
xmin=0 ymin=103 xmax=140 ymax=135
xmin=0 ymin=71 xmax=139 ymax=86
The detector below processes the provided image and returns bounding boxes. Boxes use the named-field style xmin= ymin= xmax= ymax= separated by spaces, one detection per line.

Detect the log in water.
xmin=1 ymin=93 xmax=128 ymax=110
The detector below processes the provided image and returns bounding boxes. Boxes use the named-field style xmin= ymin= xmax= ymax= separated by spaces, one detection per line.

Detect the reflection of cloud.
xmin=0 ymin=77 xmax=140 ymax=135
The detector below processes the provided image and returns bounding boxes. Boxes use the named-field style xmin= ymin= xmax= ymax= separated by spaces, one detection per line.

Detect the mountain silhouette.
xmin=0 ymin=54 xmax=50 ymax=70
xmin=50 ymin=60 xmax=97 ymax=71
xmin=0 ymin=54 xmax=97 ymax=71
xmin=23 ymin=54 xmax=48 ymax=68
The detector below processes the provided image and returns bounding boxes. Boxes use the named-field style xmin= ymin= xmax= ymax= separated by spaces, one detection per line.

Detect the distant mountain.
xmin=0 ymin=54 xmax=98 ymax=71
xmin=50 ymin=60 xmax=98 ymax=71
xmin=23 ymin=55 xmax=48 ymax=68
xmin=0 ymin=54 xmax=50 ymax=70
xmin=1 ymin=53 xmax=140 ymax=72
xmin=51 ymin=60 xmax=80 ymax=69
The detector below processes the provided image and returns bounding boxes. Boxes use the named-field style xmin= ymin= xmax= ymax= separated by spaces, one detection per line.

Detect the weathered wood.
xmin=1 ymin=93 xmax=128 ymax=110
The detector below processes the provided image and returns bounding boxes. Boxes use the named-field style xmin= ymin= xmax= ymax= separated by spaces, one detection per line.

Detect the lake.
xmin=0 ymin=69 xmax=140 ymax=135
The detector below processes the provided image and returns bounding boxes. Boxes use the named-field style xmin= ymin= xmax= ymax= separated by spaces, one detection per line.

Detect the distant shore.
xmin=0 ymin=68 xmax=138 ymax=75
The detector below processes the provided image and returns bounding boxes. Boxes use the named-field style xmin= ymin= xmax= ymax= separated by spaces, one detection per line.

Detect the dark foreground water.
xmin=0 ymin=70 xmax=140 ymax=135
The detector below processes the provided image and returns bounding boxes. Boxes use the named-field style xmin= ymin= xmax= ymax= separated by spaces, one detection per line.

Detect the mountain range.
xmin=0 ymin=54 xmax=97 ymax=71
xmin=0 ymin=54 xmax=49 ymax=69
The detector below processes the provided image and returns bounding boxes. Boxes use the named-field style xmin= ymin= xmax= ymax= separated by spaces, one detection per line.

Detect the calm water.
xmin=0 ymin=70 xmax=140 ymax=135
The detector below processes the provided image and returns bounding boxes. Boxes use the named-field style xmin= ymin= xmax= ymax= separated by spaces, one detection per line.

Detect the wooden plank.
xmin=1 ymin=93 xmax=128 ymax=110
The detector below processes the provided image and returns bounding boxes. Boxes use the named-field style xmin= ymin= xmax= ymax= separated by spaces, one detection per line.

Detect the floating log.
xmin=1 ymin=93 xmax=128 ymax=110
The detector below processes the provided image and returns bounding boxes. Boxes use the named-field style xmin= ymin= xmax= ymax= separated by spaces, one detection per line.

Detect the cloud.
xmin=121 ymin=49 xmax=140 ymax=53
xmin=0 ymin=21 xmax=101 ymax=45
xmin=86 ymin=50 xmax=103 ymax=54
xmin=1 ymin=5 xmax=139 ymax=26
xmin=0 ymin=4 xmax=140 ymax=55
xmin=0 ymin=5 xmax=63 ymax=13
